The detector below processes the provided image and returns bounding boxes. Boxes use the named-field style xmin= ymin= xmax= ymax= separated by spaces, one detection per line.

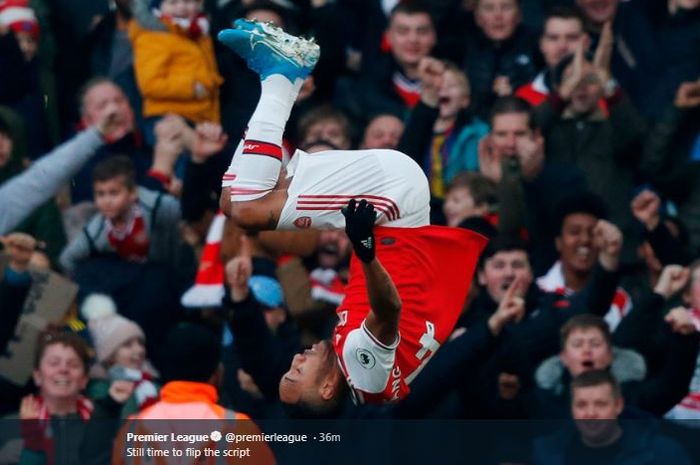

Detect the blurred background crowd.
xmin=1 ymin=0 xmax=700 ymax=463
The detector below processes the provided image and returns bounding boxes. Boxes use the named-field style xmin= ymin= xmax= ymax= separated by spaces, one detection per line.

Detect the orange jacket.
xmin=112 ymin=381 xmax=276 ymax=465
xmin=129 ymin=20 xmax=223 ymax=123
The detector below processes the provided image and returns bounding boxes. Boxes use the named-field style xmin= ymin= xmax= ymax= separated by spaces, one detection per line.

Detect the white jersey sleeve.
xmin=341 ymin=321 xmax=400 ymax=393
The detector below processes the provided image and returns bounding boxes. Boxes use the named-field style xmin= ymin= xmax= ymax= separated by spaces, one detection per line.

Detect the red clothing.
xmin=333 ymin=225 xmax=488 ymax=404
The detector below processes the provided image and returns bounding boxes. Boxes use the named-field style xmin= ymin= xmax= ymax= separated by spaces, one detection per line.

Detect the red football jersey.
xmin=333 ymin=225 xmax=488 ymax=404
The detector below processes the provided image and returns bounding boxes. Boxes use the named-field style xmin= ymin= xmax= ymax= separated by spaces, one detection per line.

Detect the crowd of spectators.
xmin=1 ymin=0 xmax=700 ymax=463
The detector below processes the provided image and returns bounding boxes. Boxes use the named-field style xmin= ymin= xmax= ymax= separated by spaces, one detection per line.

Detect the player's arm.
xmin=343 ymin=199 xmax=401 ymax=346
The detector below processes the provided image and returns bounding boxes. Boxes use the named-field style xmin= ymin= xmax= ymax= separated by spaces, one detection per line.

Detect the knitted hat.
xmin=0 ymin=0 xmax=39 ymax=38
xmin=181 ymin=213 xmax=226 ymax=308
xmin=81 ymin=294 xmax=145 ymax=363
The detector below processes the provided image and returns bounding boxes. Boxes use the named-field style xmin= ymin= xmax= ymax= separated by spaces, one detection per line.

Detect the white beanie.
xmin=81 ymin=294 xmax=145 ymax=363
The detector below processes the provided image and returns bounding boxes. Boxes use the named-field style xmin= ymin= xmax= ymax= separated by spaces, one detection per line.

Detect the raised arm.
xmin=342 ymin=199 xmax=402 ymax=346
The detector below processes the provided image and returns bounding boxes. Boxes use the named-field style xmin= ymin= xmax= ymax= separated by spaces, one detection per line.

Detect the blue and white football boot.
xmin=218 ymin=19 xmax=320 ymax=82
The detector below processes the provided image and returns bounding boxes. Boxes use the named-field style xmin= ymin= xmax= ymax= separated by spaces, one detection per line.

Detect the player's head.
xmin=560 ymin=314 xmax=613 ymax=377
xmin=279 ymin=340 xmax=347 ymax=417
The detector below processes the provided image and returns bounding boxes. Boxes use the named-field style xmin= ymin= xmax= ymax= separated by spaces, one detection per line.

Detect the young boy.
xmin=442 ymin=172 xmax=497 ymax=227
xmin=59 ymin=156 xmax=182 ymax=273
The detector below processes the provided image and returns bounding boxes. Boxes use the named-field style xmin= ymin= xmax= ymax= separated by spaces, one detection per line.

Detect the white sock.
xmin=222 ymin=75 xmax=302 ymax=201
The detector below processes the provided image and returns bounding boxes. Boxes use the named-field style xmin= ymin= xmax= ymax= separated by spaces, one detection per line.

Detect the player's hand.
xmin=342 ymin=199 xmax=377 ymax=263
xmin=631 ymin=189 xmax=661 ymax=231
xmin=488 ymin=276 xmax=526 ymax=336
xmin=665 ymin=307 xmax=698 ymax=335
xmin=594 ymin=219 xmax=622 ymax=271
xmin=418 ymin=57 xmax=445 ymax=107
xmin=654 ymin=265 xmax=690 ymax=300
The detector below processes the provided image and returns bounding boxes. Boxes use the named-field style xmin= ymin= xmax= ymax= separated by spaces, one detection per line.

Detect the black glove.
xmin=341 ymin=199 xmax=377 ymax=263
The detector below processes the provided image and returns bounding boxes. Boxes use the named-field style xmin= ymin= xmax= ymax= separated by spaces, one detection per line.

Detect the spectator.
xmin=0 ymin=1 xmax=54 ymax=159
xmin=527 ymin=291 xmax=699 ymax=418
xmin=442 ymin=172 xmax=496 ymax=228
xmin=398 ymin=58 xmax=489 ymax=202
xmin=129 ymin=0 xmax=224 ymax=144
xmin=59 ymin=156 xmax=183 ymax=274
xmin=338 ymin=2 xmax=437 ymax=123
xmin=81 ymin=294 xmax=159 ymax=417
xmin=112 ymin=323 xmax=276 ymax=464
xmin=0 ymin=102 xmax=124 ymax=235
xmin=533 ymin=369 xmax=692 ymax=465
xmin=19 ymin=331 xmax=134 ymax=465
xmin=0 ymin=109 xmax=65 ymax=265
xmin=575 ymin=0 xmax=662 ymax=119
xmin=360 ymin=113 xmax=404 ymax=149
xmin=666 ymin=259 xmax=700 ymax=420
xmin=463 ymin=0 xmax=540 ymax=117
xmin=516 ymin=6 xmax=590 ymax=107
xmin=537 ymin=37 xmax=647 ymax=261
xmin=297 ymin=104 xmax=353 ymax=150
xmin=640 ymin=80 xmax=700 ymax=254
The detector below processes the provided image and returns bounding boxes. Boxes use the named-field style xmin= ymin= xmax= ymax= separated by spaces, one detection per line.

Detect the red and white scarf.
xmin=536 ymin=261 xmax=632 ymax=331
xmin=155 ymin=10 xmax=209 ymax=39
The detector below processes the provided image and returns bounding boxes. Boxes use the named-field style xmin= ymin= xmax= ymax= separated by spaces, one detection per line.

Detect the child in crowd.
xmin=129 ymin=0 xmax=223 ymax=143
xmin=81 ymin=294 xmax=159 ymax=416
xmin=59 ymin=156 xmax=182 ymax=273
xmin=426 ymin=63 xmax=489 ymax=199
xmin=442 ymin=171 xmax=497 ymax=227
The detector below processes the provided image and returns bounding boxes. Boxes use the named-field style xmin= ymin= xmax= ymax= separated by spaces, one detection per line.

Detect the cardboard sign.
xmin=0 ymin=264 xmax=78 ymax=386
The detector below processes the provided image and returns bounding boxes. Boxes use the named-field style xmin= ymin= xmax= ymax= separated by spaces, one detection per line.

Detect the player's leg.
xmin=218 ymin=20 xmax=319 ymax=230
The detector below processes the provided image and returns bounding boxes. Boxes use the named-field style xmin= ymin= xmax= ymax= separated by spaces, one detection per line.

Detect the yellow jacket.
xmin=129 ymin=20 xmax=224 ymax=123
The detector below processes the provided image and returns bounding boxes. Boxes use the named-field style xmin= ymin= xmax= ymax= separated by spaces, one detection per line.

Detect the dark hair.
xmin=283 ymin=340 xmax=348 ymax=418
xmin=543 ymin=6 xmax=585 ymax=30
xmin=570 ymin=369 xmax=621 ymax=399
xmin=92 ymin=155 xmax=136 ymax=189
xmin=554 ymin=191 xmax=607 ymax=236
xmin=0 ymin=117 xmax=10 ymax=137
xmin=446 ymin=172 xmax=497 ymax=208
xmin=390 ymin=1 xmax=435 ymax=25
xmin=34 ymin=331 xmax=91 ymax=374
xmin=478 ymin=235 xmax=529 ymax=270
xmin=158 ymin=323 xmax=221 ymax=383
xmin=560 ymin=314 xmax=611 ymax=349
xmin=490 ymin=96 xmax=536 ymax=131
xmin=297 ymin=105 xmax=352 ymax=146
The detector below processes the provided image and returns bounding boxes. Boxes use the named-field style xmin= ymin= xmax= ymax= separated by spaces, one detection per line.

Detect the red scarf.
xmin=157 ymin=12 xmax=210 ymax=39
xmin=106 ymin=206 xmax=150 ymax=262
xmin=21 ymin=396 xmax=94 ymax=465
